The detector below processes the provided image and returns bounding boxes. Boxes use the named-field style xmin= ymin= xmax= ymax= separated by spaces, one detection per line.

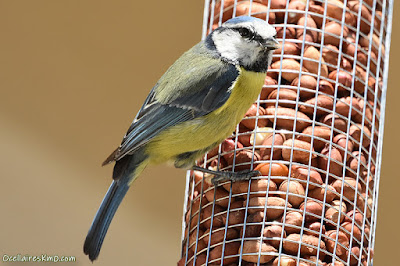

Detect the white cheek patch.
xmin=239 ymin=42 xmax=262 ymax=67
xmin=212 ymin=30 xmax=262 ymax=66
xmin=212 ymin=31 xmax=241 ymax=63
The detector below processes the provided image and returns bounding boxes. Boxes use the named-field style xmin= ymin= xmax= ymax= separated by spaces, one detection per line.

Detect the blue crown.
xmin=223 ymin=16 xmax=265 ymax=25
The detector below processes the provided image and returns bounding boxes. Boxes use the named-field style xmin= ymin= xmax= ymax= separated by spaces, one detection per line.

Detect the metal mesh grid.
xmin=179 ymin=0 xmax=393 ymax=265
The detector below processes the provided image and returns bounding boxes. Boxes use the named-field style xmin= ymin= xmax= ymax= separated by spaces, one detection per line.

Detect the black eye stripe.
xmin=234 ymin=27 xmax=264 ymax=42
xmin=237 ymin=27 xmax=251 ymax=38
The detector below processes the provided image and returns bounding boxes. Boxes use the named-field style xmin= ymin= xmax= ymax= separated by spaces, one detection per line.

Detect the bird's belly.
xmin=146 ymin=69 xmax=266 ymax=165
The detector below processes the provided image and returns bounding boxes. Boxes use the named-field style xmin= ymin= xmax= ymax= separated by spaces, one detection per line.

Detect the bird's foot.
xmin=192 ymin=165 xmax=260 ymax=186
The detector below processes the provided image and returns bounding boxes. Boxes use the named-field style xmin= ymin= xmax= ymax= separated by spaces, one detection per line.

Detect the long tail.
xmin=83 ymin=178 xmax=129 ymax=261
xmin=83 ymin=153 xmax=148 ymax=261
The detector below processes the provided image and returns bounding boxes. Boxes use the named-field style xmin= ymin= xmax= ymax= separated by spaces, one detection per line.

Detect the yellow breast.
xmin=214 ymin=68 xmax=266 ymax=123
xmin=146 ymin=67 xmax=266 ymax=164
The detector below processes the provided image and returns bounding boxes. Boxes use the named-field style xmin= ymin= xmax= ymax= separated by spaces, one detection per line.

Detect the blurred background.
xmin=0 ymin=1 xmax=398 ymax=265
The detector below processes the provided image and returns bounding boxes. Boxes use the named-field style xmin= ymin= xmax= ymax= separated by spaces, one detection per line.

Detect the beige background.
xmin=0 ymin=1 xmax=398 ymax=265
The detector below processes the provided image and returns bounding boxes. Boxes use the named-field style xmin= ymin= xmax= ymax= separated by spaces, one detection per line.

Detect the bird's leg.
xmin=192 ymin=165 xmax=261 ymax=185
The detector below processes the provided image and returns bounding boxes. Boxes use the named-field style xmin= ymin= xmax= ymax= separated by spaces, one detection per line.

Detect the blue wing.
xmin=103 ymin=43 xmax=239 ymax=165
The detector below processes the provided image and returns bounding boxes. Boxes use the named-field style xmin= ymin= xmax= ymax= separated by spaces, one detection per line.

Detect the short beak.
xmin=265 ymin=38 xmax=280 ymax=50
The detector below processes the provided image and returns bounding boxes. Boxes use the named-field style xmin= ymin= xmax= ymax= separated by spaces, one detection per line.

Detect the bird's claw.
xmin=211 ymin=169 xmax=261 ymax=185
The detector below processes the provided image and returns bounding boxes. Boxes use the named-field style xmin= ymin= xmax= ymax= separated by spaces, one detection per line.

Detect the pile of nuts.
xmin=179 ymin=0 xmax=386 ymax=265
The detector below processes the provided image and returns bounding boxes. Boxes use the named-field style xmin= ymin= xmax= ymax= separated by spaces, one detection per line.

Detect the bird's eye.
xmin=238 ymin=28 xmax=252 ymax=38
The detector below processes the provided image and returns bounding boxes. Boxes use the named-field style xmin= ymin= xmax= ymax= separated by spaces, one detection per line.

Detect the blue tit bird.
xmin=83 ymin=16 xmax=278 ymax=261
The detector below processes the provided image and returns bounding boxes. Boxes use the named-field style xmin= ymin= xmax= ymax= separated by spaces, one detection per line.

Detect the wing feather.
xmin=103 ymin=43 xmax=239 ymax=164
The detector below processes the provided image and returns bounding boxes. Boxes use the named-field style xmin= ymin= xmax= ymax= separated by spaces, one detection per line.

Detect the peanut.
xmin=248 ymin=196 xmax=292 ymax=219
xmin=299 ymin=94 xmax=334 ymax=116
xmin=297 ymin=125 xmax=332 ymax=151
xmin=260 ymin=76 xmax=278 ymax=100
xmin=323 ymin=21 xmax=349 ymax=47
xmin=321 ymin=113 xmax=348 ymax=134
xmin=202 ymin=227 xmax=239 ymax=247
xmin=291 ymin=75 xmax=318 ymax=99
xmin=271 ymin=59 xmax=303 ymax=82
xmin=223 ymin=201 xmax=245 ymax=226
xmin=266 ymin=88 xmax=298 ymax=108
xmin=272 ymin=256 xmax=297 ymax=266
xmin=291 ymin=165 xmax=324 ymax=189
xmin=302 ymin=46 xmax=328 ymax=77
xmin=264 ymin=224 xmax=286 ymax=248
xmin=242 ymin=104 xmax=268 ymax=130
xmin=282 ymin=211 xmax=303 ymax=235
xmin=279 ymin=180 xmax=306 ymax=207
xmin=287 ymin=0 xmax=306 ymax=24
xmin=283 ymin=234 xmax=326 ymax=257
xmin=265 ymin=106 xmax=311 ymax=131
xmin=341 ymin=221 xmax=362 ymax=243
xmin=296 ymin=16 xmax=318 ymax=43
xmin=242 ymin=240 xmax=277 ymax=263
xmin=325 ymin=200 xmax=347 ymax=226
xmin=254 ymin=162 xmax=289 ymax=184
xmin=333 ymin=134 xmax=354 ymax=159
xmin=325 ymin=230 xmax=349 ymax=261
xmin=234 ymin=1 xmax=275 ymax=24
xmin=282 ymin=138 xmax=317 ymax=164
xmin=308 ymin=184 xmax=337 ymax=203
xmin=209 ymin=241 xmax=240 ymax=265
xmin=332 ymin=177 xmax=362 ymax=203
xmin=205 ymin=186 xmax=231 ymax=208
xmin=328 ymin=70 xmax=353 ymax=95
xmin=235 ymin=178 xmax=278 ymax=198
xmin=300 ymin=200 xmax=323 ymax=222
xmin=318 ymin=145 xmax=344 ymax=179
xmin=259 ymin=132 xmax=286 ymax=160
xmin=305 ymin=221 xmax=326 ymax=237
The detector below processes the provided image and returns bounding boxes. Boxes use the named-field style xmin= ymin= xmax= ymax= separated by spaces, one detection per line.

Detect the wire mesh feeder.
xmin=179 ymin=0 xmax=393 ymax=265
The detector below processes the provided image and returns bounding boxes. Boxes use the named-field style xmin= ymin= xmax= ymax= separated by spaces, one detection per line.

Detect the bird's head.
xmin=206 ymin=16 xmax=278 ymax=72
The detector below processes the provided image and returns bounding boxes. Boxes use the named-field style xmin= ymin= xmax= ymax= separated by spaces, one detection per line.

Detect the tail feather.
xmin=102 ymin=148 xmax=118 ymax=166
xmin=83 ymin=178 xmax=129 ymax=261
xmin=84 ymin=149 xmax=148 ymax=261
